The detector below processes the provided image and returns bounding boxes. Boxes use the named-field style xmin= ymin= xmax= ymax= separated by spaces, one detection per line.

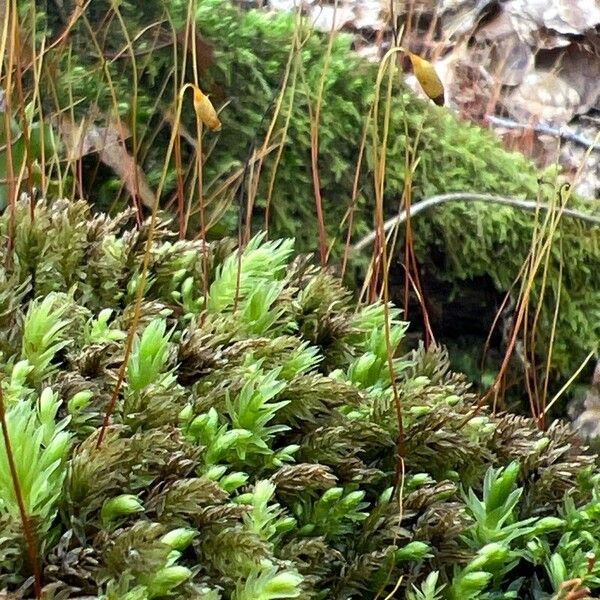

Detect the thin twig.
xmin=487 ymin=115 xmax=600 ymax=152
xmin=352 ymin=192 xmax=600 ymax=252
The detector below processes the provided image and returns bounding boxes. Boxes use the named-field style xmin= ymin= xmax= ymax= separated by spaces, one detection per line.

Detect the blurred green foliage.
xmin=19 ymin=0 xmax=600 ymax=389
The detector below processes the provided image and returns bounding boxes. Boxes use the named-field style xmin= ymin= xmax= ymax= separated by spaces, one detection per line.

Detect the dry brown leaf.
xmin=506 ymin=0 xmax=600 ymax=49
xmin=505 ymin=45 xmax=600 ymax=126
xmin=468 ymin=10 xmax=533 ymax=87
xmin=59 ymin=116 xmax=156 ymax=208
xmin=106 ymin=25 xmax=215 ymax=77
xmin=175 ymin=29 xmax=215 ymax=75
xmin=440 ymin=0 xmax=497 ymax=41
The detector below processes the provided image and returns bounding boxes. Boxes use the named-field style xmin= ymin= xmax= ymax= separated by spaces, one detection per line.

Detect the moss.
xmin=0 ymin=198 xmax=598 ymax=599
xmin=26 ymin=0 xmax=600 ymax=385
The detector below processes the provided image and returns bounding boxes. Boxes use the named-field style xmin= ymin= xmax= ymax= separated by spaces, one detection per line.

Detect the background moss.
xmin=26 ymin=0 xmax=600 ymax=399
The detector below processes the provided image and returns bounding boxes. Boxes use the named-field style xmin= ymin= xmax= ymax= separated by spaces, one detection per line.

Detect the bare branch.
xmin=487 ymin=115 xmax=600 ymax=152
xmin=352 ymin=192 xmax=600 ymax=252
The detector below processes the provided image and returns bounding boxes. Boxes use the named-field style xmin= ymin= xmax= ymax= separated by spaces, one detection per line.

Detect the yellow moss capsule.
xmin=408 ymin=52 xmax=445 ymax=106
xmin=192 ymin=85 xmax=222 ymax=131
